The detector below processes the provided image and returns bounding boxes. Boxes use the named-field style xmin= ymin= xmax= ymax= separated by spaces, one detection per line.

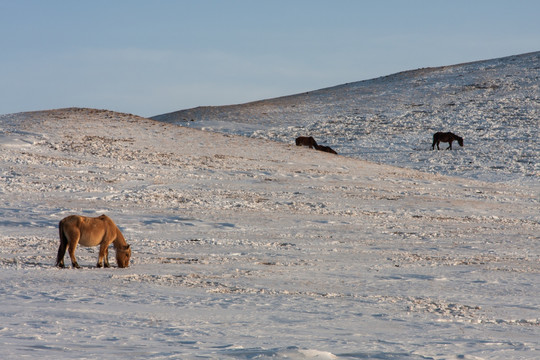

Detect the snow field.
xmin=1 ymin=51 xmax=539 ymax=359
xmin=1 ymin=107 xmax=538 ymax=359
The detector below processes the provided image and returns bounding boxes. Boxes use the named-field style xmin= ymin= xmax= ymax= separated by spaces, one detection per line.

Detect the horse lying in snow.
xmin=295 ymin=136 xmax=318 ymax=148
xmin=314 ymin=144 xmax=338 ymax=154
xmin=432 ymin=132 xmax=464 ymax=150
xmin=56 ymin=214 xmax=131 ymax=269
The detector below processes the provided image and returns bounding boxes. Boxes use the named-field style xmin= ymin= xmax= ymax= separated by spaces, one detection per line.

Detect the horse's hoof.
xmin=73 ymin=264 xmax=81 ymax=269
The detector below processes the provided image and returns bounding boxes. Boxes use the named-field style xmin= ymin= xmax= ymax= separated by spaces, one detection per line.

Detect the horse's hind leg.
xmin=65 ymin=229 xmax=81 ymax=269
xmin=56 ymin=244 xmax=66 ymax=268
xmin=56 ymin=238 xmax=67 ymax=268
xmin=56 ymin=227 xmax=68 ymax=268
xmin=68 ymin=244 xmax=81 ymax=269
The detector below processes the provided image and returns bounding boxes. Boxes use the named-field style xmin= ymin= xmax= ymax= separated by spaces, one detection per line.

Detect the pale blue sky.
xmin=1 ymin=0 xmax=538 ymax=117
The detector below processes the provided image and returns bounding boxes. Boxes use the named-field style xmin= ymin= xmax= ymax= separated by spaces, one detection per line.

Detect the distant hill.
xmin=151 ymin=51 xmax=540 ymax=128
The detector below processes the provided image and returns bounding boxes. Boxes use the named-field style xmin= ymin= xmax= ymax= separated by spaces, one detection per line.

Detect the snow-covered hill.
xmin=153 ymin=51 xmax=539 ymax=185
xmin=1 ymin=106 xmax=538 ymax=359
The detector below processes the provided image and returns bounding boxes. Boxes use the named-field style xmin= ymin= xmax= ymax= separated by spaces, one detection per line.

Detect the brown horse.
xmin=314 ymin=144 xmax=338 ymax=154
xmin=295 ymin=136 xmax=318 ymax=148
xmin=56 ymin=214 xmax=131 ymax=268
xmin=432 ymin=132 xmax=464 ymax=150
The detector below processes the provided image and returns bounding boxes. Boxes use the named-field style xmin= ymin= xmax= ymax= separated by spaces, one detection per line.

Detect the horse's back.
xmin=60 ymin=214 xmax=83 ymax=228
xmin=60 ymin=214 xmax=109 ymax=247
xmin=433 ymin=131 xmax=447 ymax=139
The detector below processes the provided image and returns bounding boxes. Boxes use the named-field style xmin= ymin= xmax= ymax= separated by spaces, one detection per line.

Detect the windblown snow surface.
xmin=0 ymin=53 xmax=538 ymax=359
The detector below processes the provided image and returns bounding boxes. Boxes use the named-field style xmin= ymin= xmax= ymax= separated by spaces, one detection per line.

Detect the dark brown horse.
xmin=56 ymin=214 xmax=131 ymax=269
xmin=432 ymin=132 xmax=464 ymax=150
xmin=314 ymin=144 xmax=338 ymax=154
xmin=295 ymin=136 xmax=318 ymax=149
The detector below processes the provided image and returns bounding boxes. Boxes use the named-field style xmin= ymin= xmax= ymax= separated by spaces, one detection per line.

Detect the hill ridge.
xmin=152 ymin=51 xmax=540 ymax=121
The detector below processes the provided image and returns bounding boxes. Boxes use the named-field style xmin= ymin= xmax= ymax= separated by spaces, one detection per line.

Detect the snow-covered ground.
xmin=1 ymin=53 xmax=539 ymax=359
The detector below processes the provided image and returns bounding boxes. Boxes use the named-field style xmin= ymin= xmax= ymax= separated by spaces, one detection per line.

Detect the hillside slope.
xmin=153 ymin=51 xmax=540 ymax=184
xmin=1 ymin=108 xmax=539 ymax=359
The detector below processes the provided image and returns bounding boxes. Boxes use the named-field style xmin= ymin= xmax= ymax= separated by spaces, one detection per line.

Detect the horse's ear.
xmin=126 ymin=244 xmax=130 ymax=249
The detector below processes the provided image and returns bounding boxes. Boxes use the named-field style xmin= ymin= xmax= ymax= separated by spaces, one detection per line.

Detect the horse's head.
xmin=457 ymin=137 xmax=464 ymax=147
xmin=116 ymin=244 xmax=131 ymax=268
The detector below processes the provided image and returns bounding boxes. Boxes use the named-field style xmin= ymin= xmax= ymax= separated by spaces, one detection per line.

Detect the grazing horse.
xmin=295 ymin=136 xmax=318 ymax=149
xmin=314 ymin=144 xmax=338 ymax=154
xmin=56 ymin=214 xmax=131 ymax=268
xmin=432 ymin=132 xmax=464 ymax=150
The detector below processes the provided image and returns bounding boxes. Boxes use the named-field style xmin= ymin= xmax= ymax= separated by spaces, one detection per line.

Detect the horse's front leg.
xmin=447 ymin=141 xmax=453 ymax=150
xmin=97 ymin=243 xmax=109 ymax=268
xmin=103 ymin=247 xmax=110 ymax=268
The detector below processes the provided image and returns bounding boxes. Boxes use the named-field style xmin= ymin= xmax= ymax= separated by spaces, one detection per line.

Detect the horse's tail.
xmin=56 ymin=219 xmax=68 ymax=267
